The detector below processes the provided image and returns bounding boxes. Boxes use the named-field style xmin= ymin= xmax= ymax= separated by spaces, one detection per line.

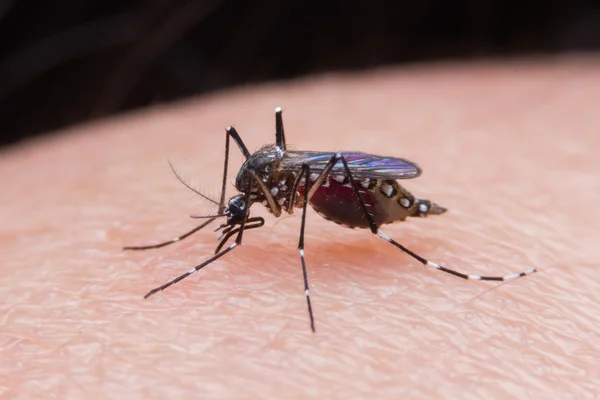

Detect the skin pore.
xmin=1 ymin=56 xmax=599 ymax=398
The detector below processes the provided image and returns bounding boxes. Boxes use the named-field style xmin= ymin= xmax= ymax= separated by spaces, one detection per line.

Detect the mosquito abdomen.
xmin=300 ymin=177 xmax=446 ymax=228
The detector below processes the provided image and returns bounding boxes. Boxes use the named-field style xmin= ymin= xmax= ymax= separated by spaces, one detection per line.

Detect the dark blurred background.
xmin=1 ymin=0 xmax=599 ymax=147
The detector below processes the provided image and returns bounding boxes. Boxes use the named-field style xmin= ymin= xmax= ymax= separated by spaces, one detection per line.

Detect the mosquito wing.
xmin=281 ymin=151 xmax=422 ymax=179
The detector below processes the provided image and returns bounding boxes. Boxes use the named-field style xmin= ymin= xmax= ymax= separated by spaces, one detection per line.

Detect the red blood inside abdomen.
xmin=297 ymin=177 xmax=377 ymax=228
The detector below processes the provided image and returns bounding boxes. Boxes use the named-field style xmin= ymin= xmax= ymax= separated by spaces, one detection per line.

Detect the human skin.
xmin=1 ymin=56 xmax=599 ymax=399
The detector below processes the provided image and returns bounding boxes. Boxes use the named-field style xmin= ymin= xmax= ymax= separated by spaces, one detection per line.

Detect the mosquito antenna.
xmin=168 ymin=160 xmax=219 ymax=206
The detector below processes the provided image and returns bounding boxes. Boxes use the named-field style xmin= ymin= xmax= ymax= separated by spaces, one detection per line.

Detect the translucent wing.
xmin=281 ymin=151 xmax=422 ymax=179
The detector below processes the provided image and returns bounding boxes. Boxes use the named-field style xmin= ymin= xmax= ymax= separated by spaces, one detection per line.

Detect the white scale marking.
xmin=419 ymin=203 xmax=429 ymax=213
xmin=305 ymin=289 xmax=310 ymax=297
xmin=361 ymin=179 xmax=370 ymax=189
xmin=270 ymin=187 xmax=279 ymax=196
xmin=504 ymin=273 xmax=521 ymax=280
xmin=333 ymin=175 xmax=345 ymax=183
xmin=276 ymin=147 xmax=284 ymax=157
xmin=377 ymin=231 xmax=392 ymax=242
xmin=299 ymin=249 xmax=305 ymax=257
xmin=378 ymin=232 xmax=536 ymax=283
xmin=427 ymin=261 xmax=441 ymax=270
xmin=381 ymin=183 xmax=393 ymax=197
xmin=278 ymin=198 xmax=286 ymax=206
xmin=310 ymin=173 xmax=319 ymax=182
xmin=399 ymin=197 xmax=410 ymax=208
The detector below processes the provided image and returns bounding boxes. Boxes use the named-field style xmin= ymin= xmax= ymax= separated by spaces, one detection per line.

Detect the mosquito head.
xmin=225 ymin=194 xmax=248 ymax=224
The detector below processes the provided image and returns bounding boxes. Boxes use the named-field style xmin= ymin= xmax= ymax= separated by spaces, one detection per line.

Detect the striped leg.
xmin=333 ymin=153 xmax=537 ymax=282
xmin=123 ymin=217 xmax=216 ymax=250
xmin=297 ymin=164 xmax=316 ymax=332
xmin=144 ymin=188 xmax=254 ymax=298
xmin=285 ymin=155 xmax=343 ymax=333
xmin=375 ymin=231 xmax=537 ymax=281
xmin=144 ymin=242 xmax=239 ymax=298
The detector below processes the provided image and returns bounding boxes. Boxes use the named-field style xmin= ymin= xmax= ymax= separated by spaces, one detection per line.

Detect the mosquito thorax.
xmin=234 ymin=145 xmax=283 ymax=192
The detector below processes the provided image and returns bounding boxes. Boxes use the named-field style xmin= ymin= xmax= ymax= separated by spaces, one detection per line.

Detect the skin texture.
xmin=2 ymin=55 xmax=600 ymax=399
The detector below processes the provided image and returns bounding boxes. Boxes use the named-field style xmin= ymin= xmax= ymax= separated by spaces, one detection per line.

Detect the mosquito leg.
xmin=145 ymin=219 xmax=265 ymax=298
xmin=144 ymin=241 xmax=239 ymax=298
xmin=296 ymin=164 xmax=316 ymax=332
xmin=217 ymin=126 xmax=250 ymax=211
xmin=214 ymin=217 xmax=265 ymax=254
xmin=283 ymin=156 xmax=349 ymax=331
xmin=275 ymin=106 xmax=286 ymax=151
xmin=124 ymin=218 xmax=217 ymax=250
xmin=284 ymin=152 xmax=338 ymax=214
xmin=224 ymin=126 xmax=250 ymax=159
xmin=249 ymin=170 xmax=282 ymax=217
xmin=145 ymin=184 xmax=255 ymax=298
xmin=286 ymin=160 xmax=309 ymax=213
xmin=375 ymin=231 xmax=537 ymax=281
xmin=333 ymin=153 xmax=537 ymax=282
xmin=217 ymin=128 xmax=232 ymax=213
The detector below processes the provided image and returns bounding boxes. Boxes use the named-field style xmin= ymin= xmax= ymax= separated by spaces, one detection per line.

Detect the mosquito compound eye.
xmin=227 ymin=196 xmax=247 ymax=218
xmin=229 ymin=203 xmax=239 ymax=214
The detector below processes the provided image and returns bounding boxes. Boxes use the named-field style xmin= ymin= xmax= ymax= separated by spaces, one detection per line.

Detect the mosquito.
xmin=124 ymin=107 xmax=537 ymax=332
